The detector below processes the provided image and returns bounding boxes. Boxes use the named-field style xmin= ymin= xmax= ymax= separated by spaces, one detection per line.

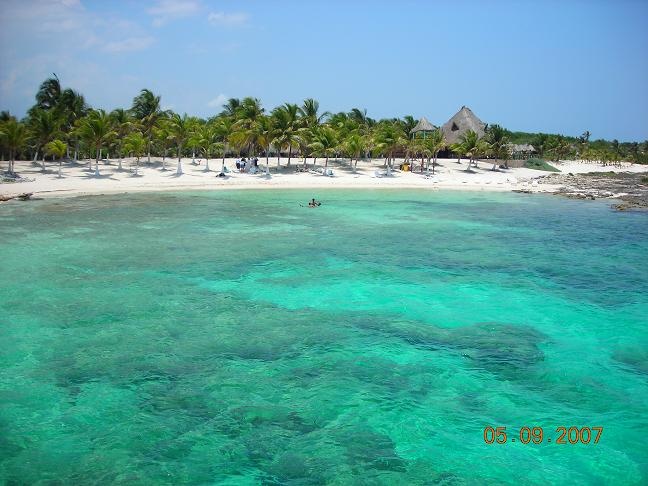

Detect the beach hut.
xmin=410 ymin=117 xmax=437 ymax=139
xmin=509 ymin=143 xmax=537 ymax=160
xmin=441 ymin=106 xmax=487 ymax=145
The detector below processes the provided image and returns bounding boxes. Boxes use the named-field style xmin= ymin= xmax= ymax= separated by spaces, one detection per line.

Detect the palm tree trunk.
xmin=176 ymin=144 xmax=183 ymax=175
xmin=204 ymin=157 xmax=210 ymax=171
xmin=95 ymin=147 xmax=100 ymax=176
xmin=466 ymin=157 xmax=472 ymax=171
xmin=118 ymin=143 xmax=123 ymax=171
xmin=287 ymin=146 xmax=292 ymax=166
xmin=325 ymin=157 xmax=329 ymax=169
xmin=58 ymin=158 xmax=62 ymax=178
xmin=147 ymin=134 xmax=152 ymax=164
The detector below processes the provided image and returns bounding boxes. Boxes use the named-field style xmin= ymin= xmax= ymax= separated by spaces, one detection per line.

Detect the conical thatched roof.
xmin=410 ymin=117 xmax=437 ymax=133
xmin=441 ymin=106 xmax=486 ymax=145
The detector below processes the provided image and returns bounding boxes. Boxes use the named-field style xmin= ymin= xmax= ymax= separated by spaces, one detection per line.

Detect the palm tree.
xmin=124 ymin=131 xmax=146 ymax=172
xmin=349 ymin=108 xmax=372 ymax=128
xmin=458 ymin=130 xmax=481 ymax=171
xmin=196 ymin=124 xmax=221 ymax=172
xmin=298 ymin=99 xmax=329 ymax=166
xmin=308 ymin=126 xmax=338 ymax=170
xmin=228 ymin=98 xmax=264 ymax=158
xmin=58 ymin=88 xmax=88 ymax=159
xmin=255 ymin=115 xmax=274 ymax=173
xmin=220 ymin=98 xmax=241 ymax=118
xmin=402 ymin=115 xmax=417 ymax=137
xmin=373 ymin=122 xmax=405 ymax=174
xmin=271 ymin=103 xmax=300 ymax=167
xmin=213 ymin=117 xmax=234 ymax=168
xmin=484 ymin=124 xmax=509 ymax=169
xmin=424 ymin=128 xmax=446 ymax=174
xmin=131 ymin=89 xmax=164 ymax=164
xmin=34 ymin=74 xmax=62 ymax=111
xmin=238 ymin=97 xmax=264 ymax=122
xmin=299 ymin=98 xmax=329 ymax=127
xmin=186 ymin=117 xmax=203 ymax=164
xmin=45 ymin=139 xmax=68 ymax=177
xmin=109 ymin=108 xmax=133 ymax=170
xmin=153 ymin=121 xmax=173 ymax=169
xmin=0 ymin=120 xmax=30 ymax=173
xmin=547 ymin=135 xmax=571 ymax=162
xmin=28 ymin=109 xmax=61 ymax=169
xmin=76 ymin=109 xmax=115 ymax=176
xmin=168 ymin=113 xmax=191 ymax=175
xmin=0 ymin=111 xmax=15 ymax=123
xmin=344 ymin=132 xmax=366 ymax=172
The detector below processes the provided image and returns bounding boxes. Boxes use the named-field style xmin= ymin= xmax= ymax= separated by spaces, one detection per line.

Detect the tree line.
xmin=1 ymin=75 xmax=646 ymax=176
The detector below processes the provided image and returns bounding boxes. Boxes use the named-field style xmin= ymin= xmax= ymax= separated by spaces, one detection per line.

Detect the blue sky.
xmin=1 ymin=0 xmax=647 ymax=141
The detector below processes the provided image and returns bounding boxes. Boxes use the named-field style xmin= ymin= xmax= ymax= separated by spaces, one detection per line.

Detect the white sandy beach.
xmin=1 ymin=157 xmax=646 ymax=200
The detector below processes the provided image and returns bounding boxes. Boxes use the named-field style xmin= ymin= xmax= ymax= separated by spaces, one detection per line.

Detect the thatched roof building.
xmin=410 ymin=117 xmax=437 ymax=135
xmin=508 ymin=143 xmax=536 ymax=159
xmin=510 ymin=143 xmax=536 ymax=153
xmin=441 ymin=106 xmax=486 ymax=145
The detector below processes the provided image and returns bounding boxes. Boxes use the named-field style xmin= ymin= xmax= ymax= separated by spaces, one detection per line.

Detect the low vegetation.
xmin=524 ymin=158 xmax=560 ymax=172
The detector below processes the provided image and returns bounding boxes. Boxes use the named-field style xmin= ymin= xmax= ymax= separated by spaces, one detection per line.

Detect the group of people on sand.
xmin=235 ymin=157 xmax=259 ymax=173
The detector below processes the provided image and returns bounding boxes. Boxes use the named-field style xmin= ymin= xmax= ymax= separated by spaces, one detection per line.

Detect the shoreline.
xmin=1 ymin=157 xmax=645 ymax=202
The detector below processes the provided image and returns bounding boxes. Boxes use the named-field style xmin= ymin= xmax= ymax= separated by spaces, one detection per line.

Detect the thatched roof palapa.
xmin=509 ymin=143 xmax=536 ymax=153
xmin=441 ymin=106 xmax=486 ymax=145
xmin=410 ymin=117 xmax=437 ymax=134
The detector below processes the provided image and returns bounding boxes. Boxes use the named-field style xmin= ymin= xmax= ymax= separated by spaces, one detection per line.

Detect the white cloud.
xmin=0 ymin=1 xmax=157 ymax=116
xmin=1 ymin=0 xmax=86 ymax=33
xmin=207 ymin=94 xmax=227 ymax=108
xmin=103 ymin=36 xmax=155 ymax=53
xmin=207 ymin=11 xmax=248 ymax=26
xmin=148 ymin=0 xmax=201 ymax=27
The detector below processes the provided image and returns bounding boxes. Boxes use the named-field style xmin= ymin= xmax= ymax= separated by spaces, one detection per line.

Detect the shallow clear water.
xmin=1 ymin=189 xmax=647 ymax=485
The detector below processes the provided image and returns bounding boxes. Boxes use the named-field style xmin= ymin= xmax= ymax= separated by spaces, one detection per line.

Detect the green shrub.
xmin=524 ymin=158 xmax=560 ymax=172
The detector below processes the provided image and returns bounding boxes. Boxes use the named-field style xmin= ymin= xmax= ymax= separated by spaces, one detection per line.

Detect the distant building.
xmin=410 ymin=117 xmax=437 ymax=139
xmin=441 ymin=106 xmax=487 ymax=146
xmin=509 ymin=143 xmax=537 ymax=159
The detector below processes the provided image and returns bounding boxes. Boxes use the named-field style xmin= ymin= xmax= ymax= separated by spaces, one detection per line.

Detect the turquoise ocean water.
xmin=1 ymin=189 xmax=647 ymax=485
